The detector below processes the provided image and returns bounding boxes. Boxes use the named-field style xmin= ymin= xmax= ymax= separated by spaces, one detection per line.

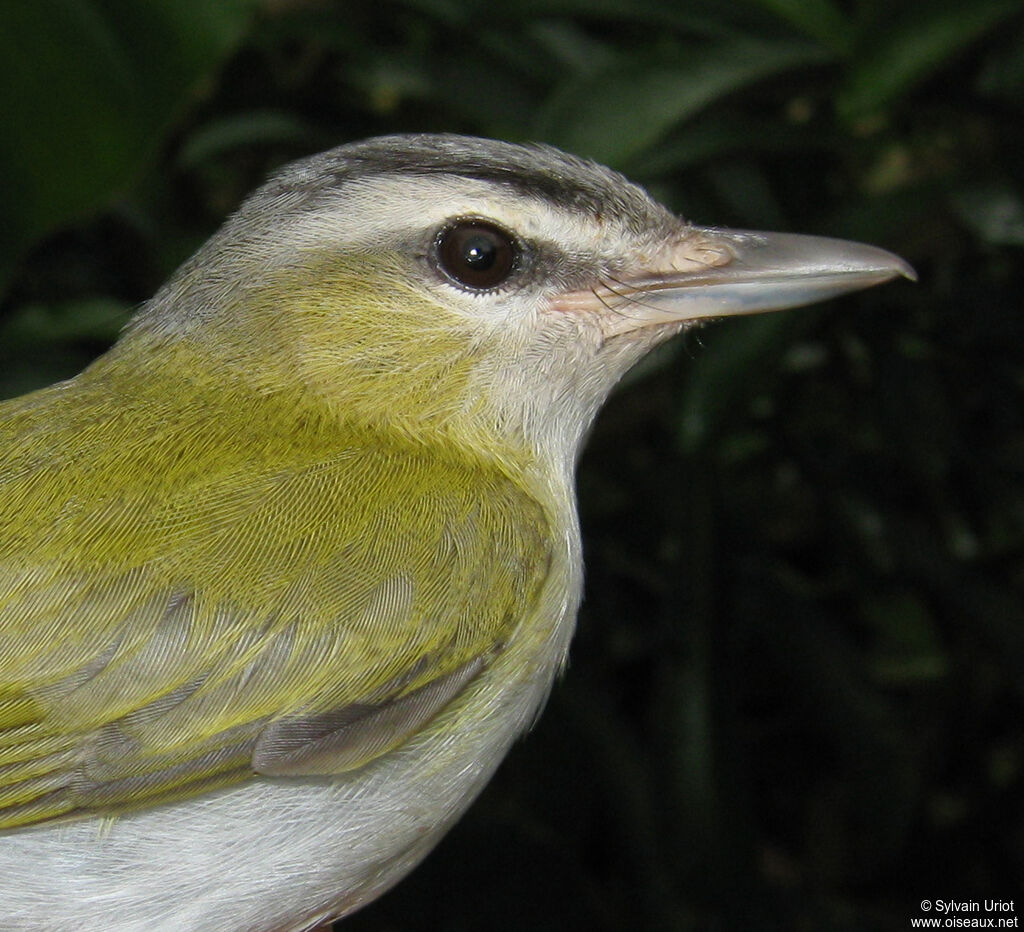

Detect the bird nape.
xmin=0 ymin=134 xmax=912 ymax=932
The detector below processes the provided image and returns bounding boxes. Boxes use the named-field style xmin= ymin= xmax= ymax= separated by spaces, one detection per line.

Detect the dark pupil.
xmin=463 ymin=235 xmax=496 ymax=270
xmin=437 ymin=220 xmax=516 ymax=289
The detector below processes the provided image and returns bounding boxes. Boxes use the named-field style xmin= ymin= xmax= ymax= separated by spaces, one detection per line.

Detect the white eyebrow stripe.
xmin=250 ymin=173 xmax=651 ymax=270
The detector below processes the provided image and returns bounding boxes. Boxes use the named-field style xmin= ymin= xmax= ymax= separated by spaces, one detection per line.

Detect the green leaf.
xmin=0 ymin=298 xmax=131 ymax=347
xmin=838 ymin=0 xmax=1024 ymax=118
xmin=976 ymin=19 xmax=1024 ymax=99
xmin=749 ymin=0 xmax=852 ymax=52
xmin=178 ymin=112 xmax=317 ymax=169
xmin=624 ymin=111 xmax=821 ymax=178
xmin=0 ymin=298 xmax=131 ymax=399
xmin=534 ymin=38 xmax=830 ymax=166
xmin=512 ymin=0 xmax=741 ymax=35
xmin=0 ymin=0 xmax=260 ymax=297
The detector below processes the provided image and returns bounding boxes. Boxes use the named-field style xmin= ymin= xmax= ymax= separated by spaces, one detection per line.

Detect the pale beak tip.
xmin=896 ymin=257 xmax=919 ymax=283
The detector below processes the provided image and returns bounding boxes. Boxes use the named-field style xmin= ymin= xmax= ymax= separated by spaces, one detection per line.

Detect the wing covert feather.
xmin=0 ymin=380 xmax=552 ymax=827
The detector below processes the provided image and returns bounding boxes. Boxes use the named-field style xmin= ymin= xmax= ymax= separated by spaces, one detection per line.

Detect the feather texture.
xmin=0 ymin=335 xmax=552 ymax=829
xmin=0 ymin=134 xmax=694 ymax=928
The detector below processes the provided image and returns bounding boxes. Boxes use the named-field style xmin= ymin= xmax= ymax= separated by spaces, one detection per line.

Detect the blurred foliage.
xmin=1 ymin=0 xmax=1023 ymax=928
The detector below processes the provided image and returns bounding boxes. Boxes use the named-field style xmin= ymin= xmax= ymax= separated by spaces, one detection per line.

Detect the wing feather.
xmin=0 ymin=379 xmax=552 ymax=828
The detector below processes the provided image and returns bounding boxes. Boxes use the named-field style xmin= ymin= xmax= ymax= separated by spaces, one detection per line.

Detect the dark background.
xmin=2 ymin=1 xmax=1022 ymax=929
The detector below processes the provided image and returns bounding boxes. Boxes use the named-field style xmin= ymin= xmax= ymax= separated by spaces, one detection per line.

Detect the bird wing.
xmin=0 ymin=379 xmax=552 ymax=829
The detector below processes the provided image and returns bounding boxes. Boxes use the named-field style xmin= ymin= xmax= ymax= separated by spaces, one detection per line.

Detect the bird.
xmin=0 ymin=133 xmax=913 ymax=931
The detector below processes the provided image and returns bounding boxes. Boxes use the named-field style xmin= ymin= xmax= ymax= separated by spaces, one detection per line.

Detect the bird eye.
xmin=436 ymin=220 xmax=518 ymax=291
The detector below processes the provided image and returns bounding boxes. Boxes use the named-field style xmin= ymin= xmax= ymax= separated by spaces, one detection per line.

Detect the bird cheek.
xmin=545 ymin=288 xmax=661 ymax=340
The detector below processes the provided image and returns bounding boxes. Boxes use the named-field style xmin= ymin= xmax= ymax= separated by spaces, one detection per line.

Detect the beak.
xmin=552 ymin=227 xmax=916 ymax=335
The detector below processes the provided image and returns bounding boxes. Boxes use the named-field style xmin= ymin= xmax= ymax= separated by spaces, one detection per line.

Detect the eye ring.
xmin=435 ymin=219 xmax=519 ymax=291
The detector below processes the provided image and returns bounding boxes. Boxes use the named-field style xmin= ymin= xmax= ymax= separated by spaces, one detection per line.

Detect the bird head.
xmin=119 ymin=134 xmax=912 ymax=473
